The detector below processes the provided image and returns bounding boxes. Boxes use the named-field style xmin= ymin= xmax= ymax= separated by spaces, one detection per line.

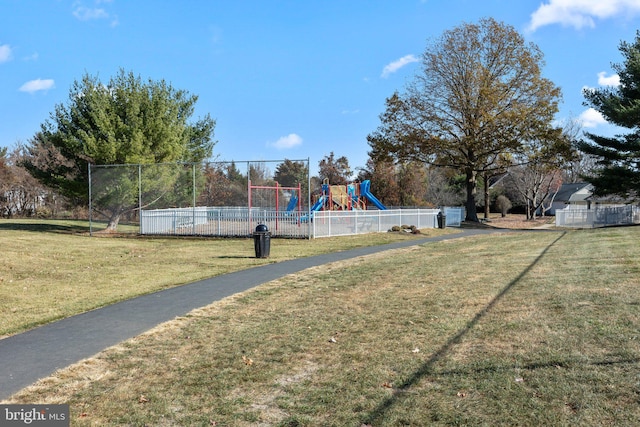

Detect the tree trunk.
xmin=525 ymin=197 xmax=535 ymax=221
xmin=465 ymin=168 xmax=479 ymax=222
xmin=105 ymin=213 xmax=121 ymax=232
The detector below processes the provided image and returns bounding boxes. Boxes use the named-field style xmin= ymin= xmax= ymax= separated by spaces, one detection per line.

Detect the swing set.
xmin=248 ymin=180 xmax=303 ymax=231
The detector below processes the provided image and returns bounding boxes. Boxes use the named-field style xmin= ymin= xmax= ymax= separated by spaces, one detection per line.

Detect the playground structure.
xmin=311 ymin=179 xmax=387 ymax=212
xmin=89 ymin=160 xmax=462 ymax=238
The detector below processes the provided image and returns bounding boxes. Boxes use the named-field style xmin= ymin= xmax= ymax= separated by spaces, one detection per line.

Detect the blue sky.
xmin=2 ymin=0 xmax=640 ymax=175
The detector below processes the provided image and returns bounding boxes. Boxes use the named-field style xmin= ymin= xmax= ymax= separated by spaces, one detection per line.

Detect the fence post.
xmin=138 ymin=164 xmax=142 ymax=233
xmin=354 ymin=209 xmax=358 ymax=234
xmin=88 ymin=163 xmax=93 ymax=237
xmin=191 ymin=164 xmax=196 ymax=235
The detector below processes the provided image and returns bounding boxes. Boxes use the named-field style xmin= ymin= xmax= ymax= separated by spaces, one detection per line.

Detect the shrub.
xmin=496 ymin=195 xmax=512 ymax=217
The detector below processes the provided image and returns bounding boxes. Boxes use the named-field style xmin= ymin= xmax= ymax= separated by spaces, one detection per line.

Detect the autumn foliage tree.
xmin=357 ymin=159 xmax=400 ymax=206
xmin=198 ymin=163 xmax=232 ymax=206
xmin=318 ymin=152 xmax=351 ymax=186
xmin=397 ymin=162 xmax=428 ymax=206
xmin=368 ymin=18 xmax=562 ymax=221
xmin=0 ymin=145 xmax=55 ymax=217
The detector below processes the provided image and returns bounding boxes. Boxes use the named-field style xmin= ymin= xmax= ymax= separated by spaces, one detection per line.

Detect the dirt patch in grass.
xmin=483 ymin=213 xmax=555 ymax=229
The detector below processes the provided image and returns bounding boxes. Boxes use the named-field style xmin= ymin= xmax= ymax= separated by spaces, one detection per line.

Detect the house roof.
xmin=555 ymin=183 xmax=592 ymax=203
xmin=488 ymin=173 xmax=509 ymax=189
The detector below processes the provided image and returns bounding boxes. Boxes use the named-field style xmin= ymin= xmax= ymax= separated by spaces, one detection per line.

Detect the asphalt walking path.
xmin=0 ymin=228 xmax=498 ymax=401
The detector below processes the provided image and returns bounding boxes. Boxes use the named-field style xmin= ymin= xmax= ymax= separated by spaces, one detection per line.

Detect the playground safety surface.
xmin=0 ymin=228 xmax=499 ymax=401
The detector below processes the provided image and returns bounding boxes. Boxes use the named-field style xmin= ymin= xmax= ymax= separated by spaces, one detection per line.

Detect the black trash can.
xmin=253 ymin=224 xmax=271 ymax=258
xmin=437 ymin=211 xmax=446 ymax=229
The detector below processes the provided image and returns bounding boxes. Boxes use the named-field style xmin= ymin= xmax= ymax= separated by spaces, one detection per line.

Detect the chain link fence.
xmin=89 ymin=159 xmax=311 ymax=237
xmin=89 ymin=160 xmax=461 ymax=238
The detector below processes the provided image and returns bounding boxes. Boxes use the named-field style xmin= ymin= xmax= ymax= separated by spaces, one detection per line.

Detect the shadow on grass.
xmin=363 ymin=231 xmax=568 ymax=425
xmin=436 ymin=355 xmax=640 ymax=377
xmin=0 ymin=221 xmax=91 ymax=234
xmin=214 ymin=255 xmax=258 ymax=259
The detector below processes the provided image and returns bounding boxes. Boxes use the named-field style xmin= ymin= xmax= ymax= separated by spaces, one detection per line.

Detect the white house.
xmin=547 ymin=182 xmax=630 ymax=215
xmin=547 ymin=183 xmax=593 ymax=215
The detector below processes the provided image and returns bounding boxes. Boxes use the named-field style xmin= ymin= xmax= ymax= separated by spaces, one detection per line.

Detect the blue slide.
xmin=286 ymin=195 xmax=298 ymax=212
xmin=310 ymin=195 xmax=326 ymax=211
xmin=360 ymin=180 xmax=387 ymax=210
xmin=301 ymin=195 xmax=326 ymax=223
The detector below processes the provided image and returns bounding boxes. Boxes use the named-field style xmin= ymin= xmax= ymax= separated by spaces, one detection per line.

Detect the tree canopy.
xmin=274 ymin=159 xmax=309 ymax=200
xmin=368 ymin=18 xmax=562 ymax=221
xmin=318 ymin=152 xmax=351 ymax=186
xmin=577 ymin=32 xmax=640 ymax=200
xmin=274 ymin=159 xmax=308 ymax=188
xmin=22 ymin=69 xmax=216 ymax=230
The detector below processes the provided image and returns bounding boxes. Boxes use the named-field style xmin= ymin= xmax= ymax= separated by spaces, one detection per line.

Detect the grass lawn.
xmin=0 ymin=218 xmax=453 ymax=337
xmin=3 ymin=220 xmax=640 ymax=426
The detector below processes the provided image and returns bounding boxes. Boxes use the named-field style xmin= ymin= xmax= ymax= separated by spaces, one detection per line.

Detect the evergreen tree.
xmin=22 ymin=69 xmax=216 ymax=230
xmin=274 ymin=159 xmax=309 ymax=202
xmin=578 ymin=33 xmax=640 ymax=199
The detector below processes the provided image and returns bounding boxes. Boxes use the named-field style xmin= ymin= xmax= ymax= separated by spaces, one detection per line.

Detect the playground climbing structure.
xmin=311 ymin=179 xmax=387 ymax=212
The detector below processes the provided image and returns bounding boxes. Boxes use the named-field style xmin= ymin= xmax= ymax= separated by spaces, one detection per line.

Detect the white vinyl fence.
xmin=555 ymin=205 xmax=640 ymax=228
xmin=140 ymin=207 xmax=464 ymax=238
xmin=141 ymin=207 xmax=310 ymax=238
xmin=310 ymin=209 xmax=439 ymax=238
xmin=443 ymin=207 xmax=464 ymax=228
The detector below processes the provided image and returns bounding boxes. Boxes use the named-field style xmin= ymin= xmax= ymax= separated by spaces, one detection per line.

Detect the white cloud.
xmin=23 ymin=52 xmax=39 ymax=61
xmin=381 ymin=54 xmax=419 ymax=78
xmin=269 ymin=133 xmax=303 ymax=149
xmin=579 ymin=108 xmax=608 ymax=128
xmin=0 ymin=44 xmax=12 ymax=63
xmin=597 ymin=71 xmax=620 ymax=86
xmin=73 ymin=1 xmax=118 ymax=26
xmin=528 ymin=0 xmax=640 ymax=32
xmin=73 ymin=5 xmax=109 ymax=21
xmin=19 ymin=78 xmax=55 ymax=94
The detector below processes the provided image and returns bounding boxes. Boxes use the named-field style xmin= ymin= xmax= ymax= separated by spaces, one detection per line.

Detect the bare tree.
xmin=507 ymin=126 xmax=576 ymax=219
xmin=558 ymin=117 xmax=596 ymax=183
xmin=424 ymin=167 xmax=464 ymax=207
xmin=1 ymin=144 xmax=59 ymax=218
xmin=508 ymin=165 xmax=562 ymax=219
